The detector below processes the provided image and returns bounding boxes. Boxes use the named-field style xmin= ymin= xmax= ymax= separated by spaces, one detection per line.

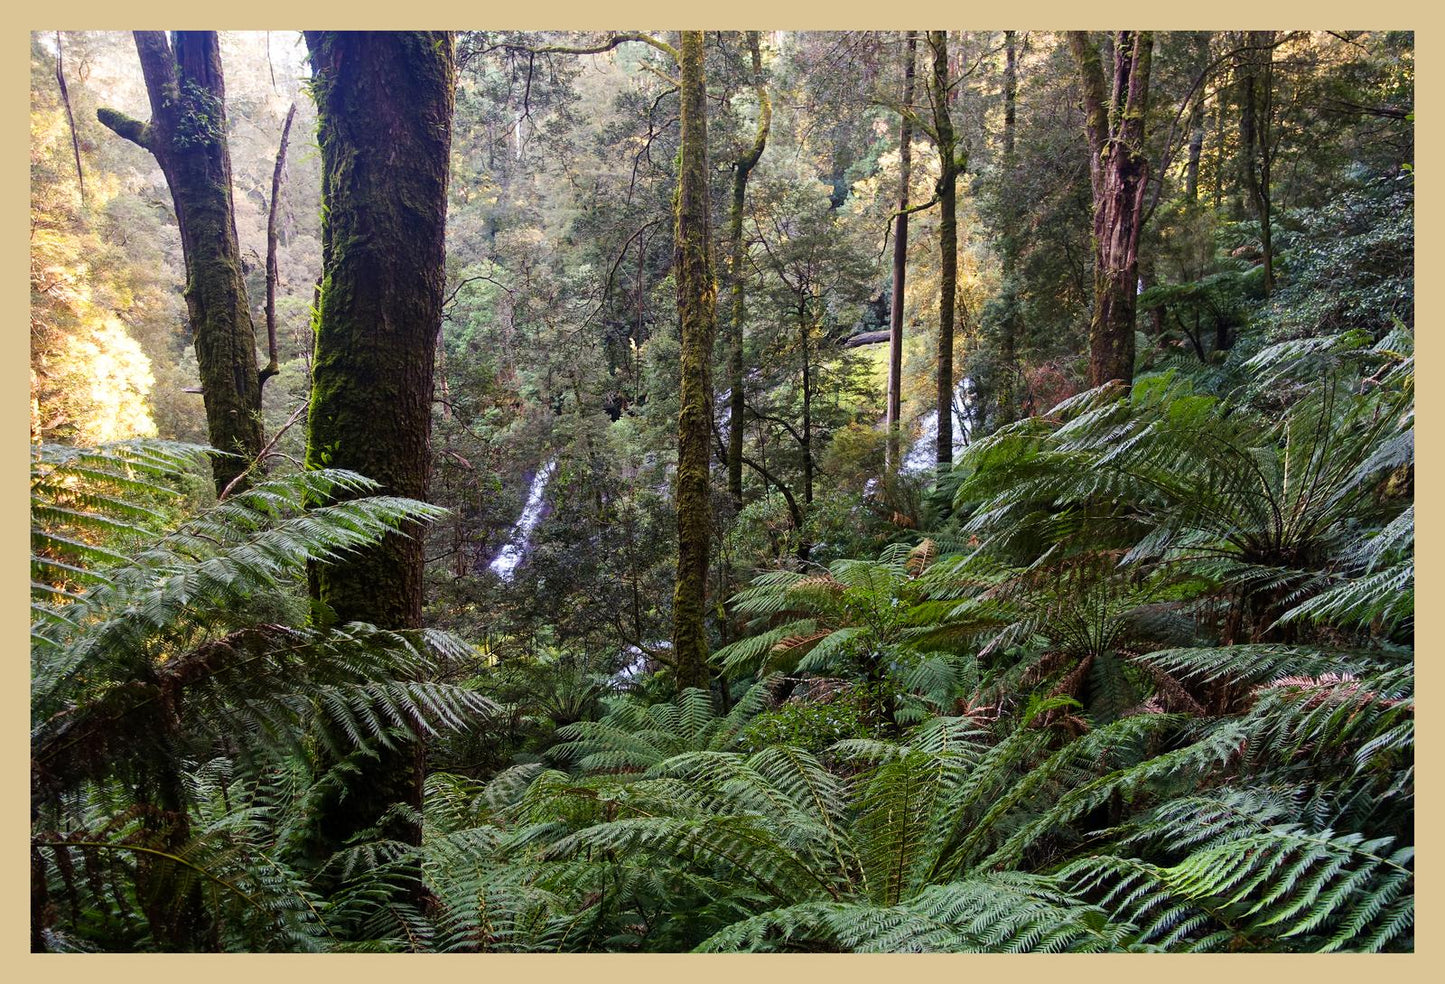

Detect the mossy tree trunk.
xmin=1069 ymin=30 xmax=1153 ymax=389
xmin=1237 ymin=30 xmax=1276 ymax=296
xmin=928 ymin=31 xmax=965 ymax=469
xmin=301 ymin=30 xmax=456 ymax=856
xmin=671 ymin=31 xmax=718 ymax=691
xmin=885 ymin=32 xmax=916 ymax=474
xmin=93 ymin=35 xmax=260 ymax=941
xmin=726 ymin=31 xmax=770 ymax=511
xmin=97 ymin=31 xmax=264 ymax=496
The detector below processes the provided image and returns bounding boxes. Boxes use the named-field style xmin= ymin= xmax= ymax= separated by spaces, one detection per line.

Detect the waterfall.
xmin=489 ymin=458 xmax=557 ymax=580
xmin=900 ymin=378 xmax=974 ymax=475
xmin=715 ymin=386 xmax=733 ymax=444
xmin=613 ymin=641 xmax=670 ymax=685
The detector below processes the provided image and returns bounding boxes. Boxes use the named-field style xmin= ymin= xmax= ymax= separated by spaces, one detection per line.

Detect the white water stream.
xmin=899 ymin=378 xmax=975 ymax=475
xmin=488 ymin=458 xmax=557 ymax=580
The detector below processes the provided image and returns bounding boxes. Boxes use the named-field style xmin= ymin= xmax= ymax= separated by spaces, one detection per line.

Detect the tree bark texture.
xmin=727 ymin=31 xmax=770 ymax=510
xmin=97 ymin=31 xmax=265 ymax=496
xmin=302 ymin=30 xmax=455 ymax=853
xmin=885 ymin=31 xmax=916 ymax=474
xmin=671 ymin=31 xmax=717 ymax=691
xmin=928 ymin=31 xmax=964 ymax=468
xmin=1069 ymin=30 xmax=1153 ymax=389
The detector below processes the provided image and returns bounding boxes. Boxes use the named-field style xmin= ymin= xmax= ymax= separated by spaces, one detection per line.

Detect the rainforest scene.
xmin=29 ymin=29 xmax=1414 ymax=952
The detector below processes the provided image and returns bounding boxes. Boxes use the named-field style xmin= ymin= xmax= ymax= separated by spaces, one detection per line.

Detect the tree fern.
xmin=31 ymin=444 xmax=495 ymax=951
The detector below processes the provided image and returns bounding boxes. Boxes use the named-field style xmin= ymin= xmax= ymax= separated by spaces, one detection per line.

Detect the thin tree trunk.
xmin=98 ymin=32 xmax=265 ymax=496
xmin=1184 ymin=33 xmax=1211 ymax=203
xmin=671 ymin=31 xmax=718 ymax=692
xmin=1239 ymin=30 xmax=1276 ymax=295
xmin=301 ymin=30 xmax=455 ymax=860
xmin=886 ymin=31 xmax=916 ymax=473
xmin=727 ymin=31 xmax=770 ymax=509
xmin=54 ymin=32 xmax=85 ymax=208
xmin=1068 ymin=30 xmax=1153 ymax=389
xmin=261 ymin=101 xmax=296 ymax=390
xmin=800 ymin=295 xmax=813 ymax=505
xmin=437 ymin=331 xmax=451 ymax=421
xmin=1212 ymin=78 xmax=1227 ymax=209
xmin=997 ymin=29 xmax=1020 ymax=425
xmin=1140 ymin=250 xmax=1164 ymax=337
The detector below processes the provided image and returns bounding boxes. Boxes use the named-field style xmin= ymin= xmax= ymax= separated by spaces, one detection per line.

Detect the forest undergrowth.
xmin=30 ymin=29 xmax=1413 ymax=953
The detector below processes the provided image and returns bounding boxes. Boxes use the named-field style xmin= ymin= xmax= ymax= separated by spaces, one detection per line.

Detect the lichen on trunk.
xmin=671 ymin=31 xmax=718 ymax=691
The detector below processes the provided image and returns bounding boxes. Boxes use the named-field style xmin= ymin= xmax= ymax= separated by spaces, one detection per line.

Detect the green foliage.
xmin=31 ymin=442 xmax=495 ymax=951
xmin=739 ymin=686 xmax=873 ymax=753
xmin=33 ymin=29 xmax=1413 ymax=954
xmin=1260 ymin=174 xmax=1413 ymax=343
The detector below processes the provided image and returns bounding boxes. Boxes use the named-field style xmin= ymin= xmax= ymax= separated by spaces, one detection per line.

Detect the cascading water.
xmin=715 ymin=386 xmax=733 ymax=443
xmin=900 ymin=378 xmax=975 ymax=475
xmin=489 ymin=457 xmax=557 ymax=580
xmin=613 ymin=641 xmax=670 ymax=685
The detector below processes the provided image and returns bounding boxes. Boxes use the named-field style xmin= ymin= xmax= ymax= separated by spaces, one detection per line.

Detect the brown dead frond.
xmin=790 ymin=575 xmax=845 ymax=594
xmin=770 ymin=630 xmax=831 ymax=658
xmin=906 ymin=538 xmax=937 ymax=577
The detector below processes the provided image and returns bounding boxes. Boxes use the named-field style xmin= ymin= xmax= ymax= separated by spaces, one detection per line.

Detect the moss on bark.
xmin=929 ymin=32 xmax=962 ymax=470
xmin=96 ymin=32 xmax=264 ymax=496
xmin=301 ymin=30 xmax=456 ymax=858
xmin=672 ymin=32 xmax=718 ymax=691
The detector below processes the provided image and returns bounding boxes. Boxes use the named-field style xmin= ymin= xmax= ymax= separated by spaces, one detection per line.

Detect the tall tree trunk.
xmin=727 ymin=31 xmax=770 ymax=510
xmin=1068 ymin=30 xmax=1153 ymax=389
xmin=1184 ymin=33 xmax=1211 ymax=203
xmin=301 ymin=30 xmax=455 ymax=857
xmin=1212 ymin=79 xmax=1227 ymax=210
xmin=260 ymin=101 xmax=296 ymax=390
xmin=997 ymin=29 xmax=1021 ymax=426
xmin=929 ymin=30 xmax=964 ymax=469
xmin=54 ymin=32 xmax=85 ymax=208
xmin=98 ymin=31 xmax=265 ymax=496
xmin=671 ymin=31 xmax=717 ymax=692
xmin=800 ymin=295 xmax=813 ymax=505
xmin=886 ymin=32 xmax=916 ymax=474
xmin=1238 ymin=30 xmax=1276 ymax=295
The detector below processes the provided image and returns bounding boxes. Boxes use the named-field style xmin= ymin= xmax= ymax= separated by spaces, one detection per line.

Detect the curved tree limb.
xmin=95 ymin=107 xmax=153 ymax=150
